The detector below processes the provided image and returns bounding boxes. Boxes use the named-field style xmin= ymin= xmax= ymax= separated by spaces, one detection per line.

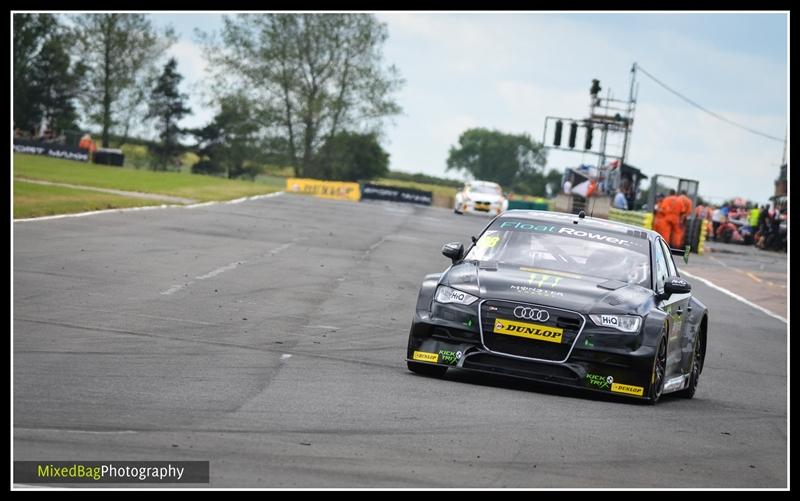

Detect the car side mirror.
xmin=442 ymin=242 xmax=464 ymax=263
xmin=660 ymin=276 xmax=691 ymax=300
xmin=670 ymin=245 xmax=690 ymax=264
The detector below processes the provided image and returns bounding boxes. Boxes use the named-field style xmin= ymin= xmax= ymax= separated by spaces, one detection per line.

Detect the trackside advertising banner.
xmin=286 ymin=178 xmax=361 ymax=202
xmin=14 ymin=139 xmax=90 ymax=162
xmin=360 ymin=183 xmax=433 ymax=206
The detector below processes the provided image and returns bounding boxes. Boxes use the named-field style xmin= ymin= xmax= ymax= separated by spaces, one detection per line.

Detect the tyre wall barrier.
xmin=607 ymin=208 xmax=654 ymax=230
xmin=697 ymin=219 xmax=708 ymax=255
xmin=93 ymin=148 xmax=125 ymax=167
xmin=684 ymin=216 xmax=708 ymax=255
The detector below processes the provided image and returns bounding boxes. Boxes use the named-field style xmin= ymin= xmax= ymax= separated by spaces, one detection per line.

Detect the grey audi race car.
xmin=406 ymin=210 xmax=708 ymax=404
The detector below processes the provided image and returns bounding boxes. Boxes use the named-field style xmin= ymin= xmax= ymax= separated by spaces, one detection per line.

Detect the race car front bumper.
xmin=407 ymin=314 xmax=658 ymax=400
xmin=459 ymin=201 xmax=503 ymax=216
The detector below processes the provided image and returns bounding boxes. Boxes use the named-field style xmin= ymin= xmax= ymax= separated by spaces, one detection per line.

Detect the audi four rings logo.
xmin=513 ymin=306 xmax=550 ymax=322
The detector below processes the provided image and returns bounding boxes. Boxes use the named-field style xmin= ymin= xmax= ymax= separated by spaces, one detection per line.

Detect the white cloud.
xmin=493 ymin=81 xmax=589 ymax=134
xmin=168 ymin=39 xmax=208 ymax=84
xmin=379 ymin=13 xmax=787 ymax=202
xmin=631 ymin=102 xmax=785 ymax=203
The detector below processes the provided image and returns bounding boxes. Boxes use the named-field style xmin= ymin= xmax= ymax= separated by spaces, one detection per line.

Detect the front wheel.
xmin=676 ymin=334 xmax=703 ymax=399
xmin=646 ymin=337 xmax=667 ymax=405
xmin=407 ymin=361 xmax=448 ymax=378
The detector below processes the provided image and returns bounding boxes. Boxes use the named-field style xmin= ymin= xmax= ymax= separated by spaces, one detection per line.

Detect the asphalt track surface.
xmin=13 ymin=195 xmax=788 ymax=488
xmin=682 ymin=240 xmax=787 ymax=320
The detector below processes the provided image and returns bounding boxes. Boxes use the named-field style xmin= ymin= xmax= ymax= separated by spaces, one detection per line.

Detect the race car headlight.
xmin=435 ymin=286 xmax=478 ymax=306
xmin=589 ymin=314 xmax=642 ymax=333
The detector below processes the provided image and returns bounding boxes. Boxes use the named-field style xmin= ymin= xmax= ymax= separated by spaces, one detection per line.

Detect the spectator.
xmin=756 ymin=204 xmax=770 ymax=244
xmin=653 ymin=193 xmax=664 ymax=213
xmin=613 ymin=181 xmax=629 ymax=210
xmin=711 ymin=205 xmax=724 ymax=240
xmin=765 ymin=209 xmax=782 ymax=251
xmin=563 ymin=175 xmax=573 ymax=195
xmin=748 ymin=205 xmax=761 ymax=229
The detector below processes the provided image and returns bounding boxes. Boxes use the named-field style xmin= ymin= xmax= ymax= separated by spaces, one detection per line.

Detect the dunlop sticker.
xmin=493 ymin=318 xmax=563 ymax=344
xmin=611 ymin=382 xmax=644 ymax=396
xmin=413 ymin=351 xmax=439 ymax=363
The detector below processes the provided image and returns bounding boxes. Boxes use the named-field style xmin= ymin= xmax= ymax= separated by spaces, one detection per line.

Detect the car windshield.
xmin=464 ymin=220 xmax=651 ymax=287
xmin=468 ymin=185 xmax=501 ymax=195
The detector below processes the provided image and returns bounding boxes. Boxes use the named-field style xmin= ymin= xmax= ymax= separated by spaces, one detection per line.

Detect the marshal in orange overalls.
xmin=672 ymin=194 xmax=693 ymax=248
xmin=653 ymin=195 xmax=679 ymax=245
xmin=78 ymin=134 xmax=97 ymax=153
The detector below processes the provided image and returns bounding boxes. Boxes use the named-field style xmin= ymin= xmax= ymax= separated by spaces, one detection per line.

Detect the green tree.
xmin=318 ymin=131 xmax=389 ymax=181
xmin=544 ymin=169 xmax=564 ymax=197
xmin=147 ymin=58 xmax=192 ymax=171
xmin=191 ymin=95 xmax=262 ymax=180
xmin=200 ymin=13 xmax=403 ymax=177
xmin=505 ymin=167 xmax=564 ymax=197
xmin=73 ymin=13 xmax=174 ymax=147
xmin=446 ymin=128 xmax=547 ymax=192
xmin=13 ymin=14 xmax=83 ymax=133
xmin=30 ymin=35 xmax=86 ymax=134
xmin=14 ymin=14 xmax=55 ymax=132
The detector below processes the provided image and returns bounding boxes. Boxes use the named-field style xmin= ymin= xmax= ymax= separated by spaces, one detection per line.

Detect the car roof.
xmin=497 ymin=209 xmax=658 ymax=242
xmin=467 ymin=180 xmax=501 ymax=187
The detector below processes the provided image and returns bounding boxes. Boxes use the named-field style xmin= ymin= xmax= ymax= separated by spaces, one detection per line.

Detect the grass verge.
xmin=14 ymin=180 xmax=163 ymax=219
xmin=14 ymin=153 xmax=283 ymax=202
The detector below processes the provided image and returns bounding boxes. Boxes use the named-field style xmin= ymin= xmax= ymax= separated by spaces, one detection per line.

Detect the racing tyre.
xmin=676 ymin=334 xmax=703 ymax=399
xmin=407 ymin=361 xmax=448 ymax=378
xmin=646 ymin=337 xmax=667 ymax=405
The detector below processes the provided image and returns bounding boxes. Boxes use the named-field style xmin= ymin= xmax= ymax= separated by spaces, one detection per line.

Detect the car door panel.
xmin=654 ymin=238 xmax=690 ymax=379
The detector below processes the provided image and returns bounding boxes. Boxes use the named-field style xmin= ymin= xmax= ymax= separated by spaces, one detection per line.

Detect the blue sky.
xmin=149 ymin=12 xmax=788 ymax=204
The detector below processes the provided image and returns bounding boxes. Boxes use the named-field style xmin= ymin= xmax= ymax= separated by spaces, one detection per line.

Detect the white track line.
xmin=14 ymin=191 xmax=284 ymax=222
xmin=159 ymin=242 xmax=293 ymax=296
xmin=15 ymin=427 xmax=138 ymax=434
xmin=680 ymin=269 xmax=787 ymax=324
xmin=159 ymin=284 xmax=190 ymax=296
xmin=194 ymin=261 xmax=242 ymax=280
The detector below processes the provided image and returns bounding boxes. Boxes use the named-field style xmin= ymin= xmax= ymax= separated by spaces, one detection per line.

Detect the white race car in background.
xmin=454 ymin=180 xmax=508 ymax=216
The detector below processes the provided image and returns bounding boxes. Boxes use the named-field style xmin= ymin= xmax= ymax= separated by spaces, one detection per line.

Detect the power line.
xmin=634 ymin=63 xmax=785 ymax=143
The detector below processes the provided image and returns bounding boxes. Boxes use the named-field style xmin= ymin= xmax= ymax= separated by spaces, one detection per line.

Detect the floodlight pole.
xmin=620 ymin=63 xmax=637 ymax=169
